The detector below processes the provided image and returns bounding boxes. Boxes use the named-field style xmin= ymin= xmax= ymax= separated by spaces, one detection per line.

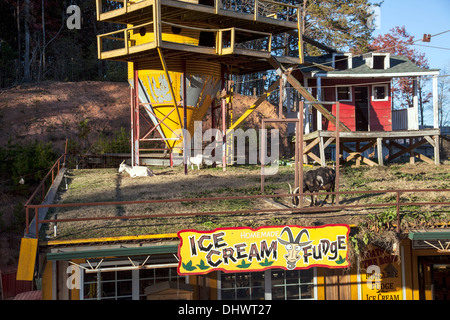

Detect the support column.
xmin=221 ymin=96 xmax=227 ymax=172
xmin=316 ymin=77 xmax=322 ymax=131
xmin=412 ymin=77 xmax=419 ymax=130
xmin=433 ymin=74 xmax=439 ymax=129
xmin=434 ymin=135 xmax=440 ymax=165
xmin=182 ymin=60 xmax=188 ymax=175
xmin=377 ymin=137 xmax=384 ymax=166
xmin=132 ymin=63 xmax=140 ymax=166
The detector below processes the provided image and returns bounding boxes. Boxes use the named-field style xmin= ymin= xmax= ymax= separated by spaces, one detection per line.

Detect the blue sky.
xmin=373 ymin=0 xmax=450 ymax=71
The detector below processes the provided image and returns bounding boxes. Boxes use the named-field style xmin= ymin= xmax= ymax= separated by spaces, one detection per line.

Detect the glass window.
xmin=373 ymin=85 xmax=388 ymax=101
xmin=220 ymin=269 xmax=316 ymax=300
xmin=336 ymin=86 xmax=351 ymax=101
xmin=220 ymin=272 xmax=265 ymax=300
xmin=271 ymin=269 xmax=315 ymax=300
xmin=81 ymin=263 xmax=185 ymax=300
xmin=139 ymin=267 xmax=186 ymax=300
xmin=83 ymin=269 xmax=133 ymax=300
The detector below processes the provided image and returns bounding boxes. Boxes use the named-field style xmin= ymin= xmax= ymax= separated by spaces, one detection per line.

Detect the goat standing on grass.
xmin=288 ymin=167 xmax=336 ymax=207
xmin=118 ymin=160 xmax=154 ymax=178
xmin=187 ymin=154 xmax=203 ymax=170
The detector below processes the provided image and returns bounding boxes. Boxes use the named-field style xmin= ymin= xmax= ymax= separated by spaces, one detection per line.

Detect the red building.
xmin=292 ymin=52 xmax=441 ymax=166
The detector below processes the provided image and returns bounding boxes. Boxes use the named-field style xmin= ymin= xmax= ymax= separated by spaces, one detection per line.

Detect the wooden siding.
xmin=316 ymin=78 xmax=392 ymax=132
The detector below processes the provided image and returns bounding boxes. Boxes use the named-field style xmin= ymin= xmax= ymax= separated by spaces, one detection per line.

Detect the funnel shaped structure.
xmin=129 ymin=61 xmax=221 ymax=151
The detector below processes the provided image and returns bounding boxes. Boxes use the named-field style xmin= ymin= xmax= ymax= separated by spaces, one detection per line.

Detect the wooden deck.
xmin=303 ymin=129 xmax=441 ymax=166
xmin=96 ymin=0 xmax=304 ymax=74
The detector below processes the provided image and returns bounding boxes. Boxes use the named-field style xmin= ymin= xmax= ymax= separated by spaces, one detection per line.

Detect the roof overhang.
xmin=47 ymin=243 xmax=179 ymax=261
xmin=312 ymin=71 xmax=440 ymax=78
xmin=409 ymin=230 xmax=450 ymax=252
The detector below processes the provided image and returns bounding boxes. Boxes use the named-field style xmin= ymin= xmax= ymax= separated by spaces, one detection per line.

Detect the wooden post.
xmin=222 ymin=97 xmax=226 ymax=171
xmin=377 ymin=137 xmax=384 ymax=166
xmin=433 ymin=75 xmax=439 ymax=129
xmin=133 ymin=63 xmax=140 ymax=166
xmin=434 ymin=135 xmax=440 ymax=165
xmin=279 ymin=77 xmax=283 ymax=118
xmin=299 ymin=101 xmax=304 ymax=208
xmin=182 ymin=60 xmax=188 ymax=175
xmin=316 ymin=77 xmax=322 ymax=131
xmin=297 ymin=5 xmax=304 ymax=64
xmin=335 ymin=102 xmax=340 ymax=205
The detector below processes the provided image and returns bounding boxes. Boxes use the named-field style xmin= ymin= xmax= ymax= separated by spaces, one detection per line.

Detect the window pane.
xmin=337 ymin=87 xmax=351 ymax=100
xmin=272 ymin=286 xmax=285 ymax=300
xmin=300 ymin=269 xmax=314 ymax=283
xmin=270 ymin=269 xmax=315 ymax=300
xmin=374 ymin=86 xmax=386 ymax=100
xmin=251 ymin=287 xmax=265 ymax=300
xmin=301 ymin=284 xmax=314 ymax=299
xmin=286 ymin=270 xmax=299 ymax=285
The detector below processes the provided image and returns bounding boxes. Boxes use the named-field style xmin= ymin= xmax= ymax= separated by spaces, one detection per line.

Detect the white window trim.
xmin=372 ymin=84 xmax=389 ymax=101
xmin=332 ymin=53 xmax=353 ymax=69
xmin=336 ymin=85 xmax=352 ymax=102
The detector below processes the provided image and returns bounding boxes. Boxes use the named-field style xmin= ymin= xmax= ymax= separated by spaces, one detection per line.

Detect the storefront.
xmin=38 ymin=226 xmax=450 ymax=300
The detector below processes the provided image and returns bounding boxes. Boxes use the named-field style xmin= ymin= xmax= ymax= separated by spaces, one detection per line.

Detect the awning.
xmin=47 ymin=244 xmax=179 ymax=261
xmin=409 ymin=231 xmax=450 ymax=252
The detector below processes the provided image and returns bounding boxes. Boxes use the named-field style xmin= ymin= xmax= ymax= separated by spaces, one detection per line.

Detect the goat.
xmin=118 ymin=160 xmax=154 ymax=178
xmin=277 ymin=227 xmax=313 ymax=270
xmin=288 ymin=167 xmax=336 ymax=207
xmin=313 ymin=166 xmax=336 ymax=206
xmin=187 ymin=154 xmax=203 ymax=170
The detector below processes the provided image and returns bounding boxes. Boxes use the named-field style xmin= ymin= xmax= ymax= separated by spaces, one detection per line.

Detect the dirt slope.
xmin=0 ymin=81 xmax=284 ymax=154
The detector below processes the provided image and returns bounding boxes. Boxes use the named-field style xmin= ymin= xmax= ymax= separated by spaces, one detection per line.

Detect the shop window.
xmin=336 ymin=86 xmax=352 ymax=102
xmin=372 ymin=84 xmax=388 ymax=101
xmin=219 ymin=269 xmax=316 ymax=300
xmin=139 ymin=267 xmax=186 ymax=300
xmin=220 ymin=272 xmax=265 ymax=300
xmin=83 ymin=269 xmax=133 ymax=300
xmin=271 ymin=269 xmax=315 ymax=300
xmin=81 ymin=262 xmax=185 ymax=300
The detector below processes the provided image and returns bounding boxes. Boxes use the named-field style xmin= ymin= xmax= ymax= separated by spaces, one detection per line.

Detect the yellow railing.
xmin=97 ymin=21 xmax=155 ymax=59
xmin=97 ymin=20 xmax=272 ymax=59
xmin=95 ymin=0 xmax=300 ymax=23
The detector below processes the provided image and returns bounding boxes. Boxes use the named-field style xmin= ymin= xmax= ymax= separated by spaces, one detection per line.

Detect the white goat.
xmin=118 ymin=160 xmax=154 ymax=178
xmin=187 ymin=154 xmax=203 ymax=170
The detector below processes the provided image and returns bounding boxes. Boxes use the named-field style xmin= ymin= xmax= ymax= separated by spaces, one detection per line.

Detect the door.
xmin=354 ymin=87 xmax=369 ymax=131
xmin=418 ymin=256 xmax=450 ymax=300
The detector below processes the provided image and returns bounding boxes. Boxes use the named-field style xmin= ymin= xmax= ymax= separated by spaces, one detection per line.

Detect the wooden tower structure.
xmin=95 ymin=0 xmax=348 ymax=170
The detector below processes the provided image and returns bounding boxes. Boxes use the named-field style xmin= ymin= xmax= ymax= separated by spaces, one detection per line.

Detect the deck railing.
xmin=95 ymin=0 xmax=300 ymax=23
xmin=26 ymin=187 xmax=450 ymax=240
xmin=97 ymin=20 xmax=272 ymax=59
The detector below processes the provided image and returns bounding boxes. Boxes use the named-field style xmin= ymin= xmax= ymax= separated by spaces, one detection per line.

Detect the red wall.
xmin=308 ymin=78 xmax=392 ymax=132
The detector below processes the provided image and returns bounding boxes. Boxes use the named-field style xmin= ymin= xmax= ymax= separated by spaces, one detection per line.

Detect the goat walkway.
xmin=26 ymin=168 xmax=66 ymax=239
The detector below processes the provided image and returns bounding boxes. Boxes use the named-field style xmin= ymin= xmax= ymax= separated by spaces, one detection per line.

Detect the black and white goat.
xmin=288 ymin=167 xmax=336 ymax=207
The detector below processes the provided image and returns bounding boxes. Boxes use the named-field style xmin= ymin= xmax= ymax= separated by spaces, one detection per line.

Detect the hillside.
xmin=0 ymin=80 xmax=285 ymax=266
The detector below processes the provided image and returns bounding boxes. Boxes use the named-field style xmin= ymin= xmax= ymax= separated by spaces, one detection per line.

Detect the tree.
xmin=369 ymin=26 xmax=432 ymax=126
xmin=302 ymin=0 xmax=381 ymax=55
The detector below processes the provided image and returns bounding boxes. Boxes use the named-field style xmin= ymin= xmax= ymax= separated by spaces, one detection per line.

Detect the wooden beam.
xmin=387 ymin=138 xmax=428 ymax=162
xmin=343 ymin=140 xmax=376 ymax=163
xmin=227 ymin=79 xmax=280 ymax=133
xmin=267 ymin=56 xmax=351 ymax=132
xmin=157 ymin=48 xmax=183 ymax=139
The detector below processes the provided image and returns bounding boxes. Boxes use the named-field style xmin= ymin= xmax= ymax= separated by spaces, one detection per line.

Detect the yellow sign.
xmin=177 ymin=224 xmax=350 ymax=275
xmin=360 ymin=246 xmax=403 ymax=300
xmin=16 ymin=238 xmax=38 ymax=281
